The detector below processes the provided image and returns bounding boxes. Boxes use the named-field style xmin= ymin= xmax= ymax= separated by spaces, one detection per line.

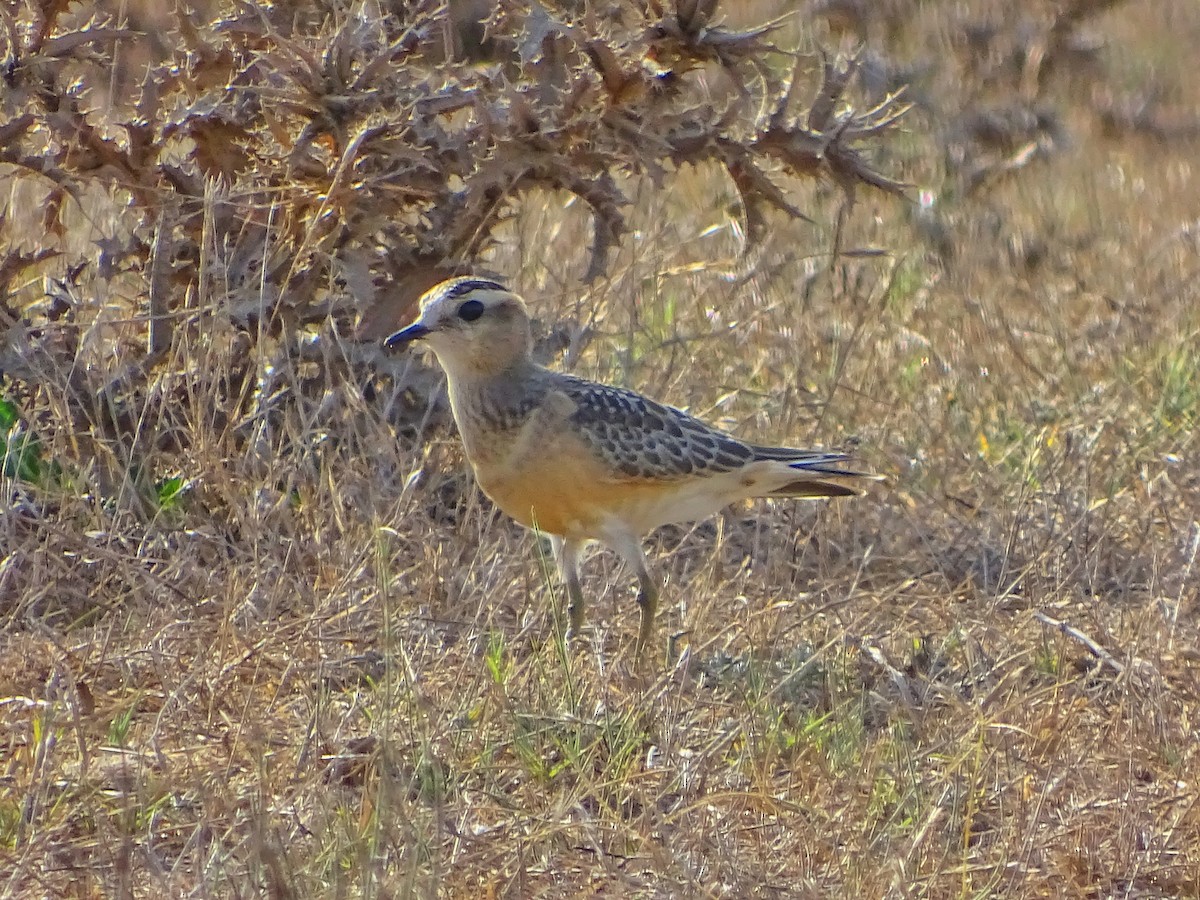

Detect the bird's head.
xmin=384 ymin=277 xmax=533 ymax=377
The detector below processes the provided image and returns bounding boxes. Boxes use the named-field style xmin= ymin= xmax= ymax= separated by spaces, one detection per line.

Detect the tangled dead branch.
xmin=0 ymin=1 xmax=907 ymax=500
xmin=1 ymin=1 xmax=906 ymax=341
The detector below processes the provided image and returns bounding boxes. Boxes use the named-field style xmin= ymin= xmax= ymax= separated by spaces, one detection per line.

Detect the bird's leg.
xmin=605 ymin=529 xmax=659 ymax=658
xmin=565 ymin=570 xmax=586 ymax=641
xmin=556 ymin=538 xmax=586 ymax=640
xmin=633 ymin=563 xmax=659 ymax=656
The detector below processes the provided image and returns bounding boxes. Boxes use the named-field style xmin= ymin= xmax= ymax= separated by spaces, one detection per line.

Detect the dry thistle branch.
xmin=2 ymin=0 xmax=905 ymax=325
xmin=0 ymin=0 xmax=906 ymax=482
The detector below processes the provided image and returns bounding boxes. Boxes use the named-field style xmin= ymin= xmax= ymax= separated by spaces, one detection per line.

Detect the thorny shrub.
xmin=0 ymin=0 xmax=1148 ymax=508
xmin=0 ymin=0 xmax=912 ymax=509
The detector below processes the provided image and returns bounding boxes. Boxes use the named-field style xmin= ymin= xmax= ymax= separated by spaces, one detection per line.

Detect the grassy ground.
xmin=3 ymin=1 xmax=1200 ymax=897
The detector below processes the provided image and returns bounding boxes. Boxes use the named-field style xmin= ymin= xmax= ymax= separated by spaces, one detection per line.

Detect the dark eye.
xmin=457 ymin=299 xmax=485 ymax=322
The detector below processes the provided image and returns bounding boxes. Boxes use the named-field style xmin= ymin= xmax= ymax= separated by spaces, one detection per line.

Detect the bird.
xmin=384 ymin=276 xmax=879 ymax=656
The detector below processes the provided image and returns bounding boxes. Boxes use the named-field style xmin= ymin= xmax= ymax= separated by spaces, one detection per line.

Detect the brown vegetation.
xmin=2 ymin=0 xmax=1199 ymax=896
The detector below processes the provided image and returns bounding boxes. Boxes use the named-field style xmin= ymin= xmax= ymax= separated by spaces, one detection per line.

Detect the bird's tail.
xmin=749 ymin=446 xmax=883 ymax=498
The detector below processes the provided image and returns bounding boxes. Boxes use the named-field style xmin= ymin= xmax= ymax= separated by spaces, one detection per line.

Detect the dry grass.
xmin=3 ymin=1 xmax=1200 ymax=897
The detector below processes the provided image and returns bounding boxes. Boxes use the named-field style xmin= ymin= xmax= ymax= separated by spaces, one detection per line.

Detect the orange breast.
xmin=474 ymin=451 xmax=670 ymax=539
